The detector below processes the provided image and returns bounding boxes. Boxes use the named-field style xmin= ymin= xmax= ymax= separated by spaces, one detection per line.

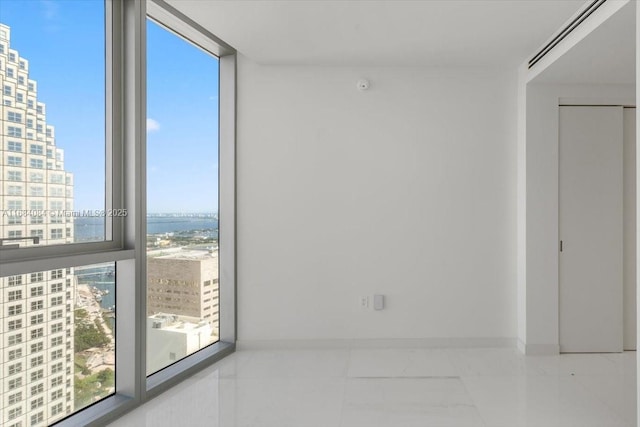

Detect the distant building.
xmin=146 ymin=313 xmax=213 ymax=375
xmin=147 ymin=250 xmax=219 ymax=332
xmin=0 ymin=23 xmax=76 ymax=427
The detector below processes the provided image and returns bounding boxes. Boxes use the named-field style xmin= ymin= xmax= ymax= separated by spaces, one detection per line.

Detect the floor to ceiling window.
xmin=0 ymin=0 xmax=236 ymax=425
xmin=0 ymin=2 xmax=117 ymax=425
xmin=145 ymin=17 xmax=221 ymax=376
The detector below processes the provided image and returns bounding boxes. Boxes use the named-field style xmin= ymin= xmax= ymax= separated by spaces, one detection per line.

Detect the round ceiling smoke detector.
xmin=357 ymin=79 xmax=370 ymax=91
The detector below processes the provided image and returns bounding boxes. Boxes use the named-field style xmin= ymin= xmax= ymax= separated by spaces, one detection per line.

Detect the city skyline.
xmin=1 ymin=1 xmax=220 ymax=212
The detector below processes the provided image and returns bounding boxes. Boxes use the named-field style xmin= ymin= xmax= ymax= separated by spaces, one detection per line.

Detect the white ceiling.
xmin=166 ymin=0 xmax=586 ymax=67
xmin=533 ymin=1 xmax=635 ymax=85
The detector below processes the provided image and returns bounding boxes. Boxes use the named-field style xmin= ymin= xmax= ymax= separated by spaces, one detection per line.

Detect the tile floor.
xmin=108 ymin=348 xmax=637 ymax=427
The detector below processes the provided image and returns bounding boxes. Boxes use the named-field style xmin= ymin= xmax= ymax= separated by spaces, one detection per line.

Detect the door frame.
xmin=557 ymin=104 xmax=627 ymax=353
xmin=517 ymin=81 xmax=634 ymax=355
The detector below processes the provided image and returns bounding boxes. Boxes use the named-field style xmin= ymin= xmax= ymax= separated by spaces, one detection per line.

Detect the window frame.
xmin=143 ymin=0 xmax=237 ymax=401
xmin=29 ymin=143 xmax=43 ymax=154
xmin=7 ymin=155 xmax=22 ymax=166
xmin=29 ymin=158 xmax=43 ymax=169
xmin=7 ymin=125 xmax=21 ymax=137
xmin=1 ymin=1 xmax=237 ymax=426
xmin=7 ymin=140 xmax=22 ymax=151
xmin=7 ymin=110 xmax=22 ymax=122
xmin=7 ymin=170 xmax=21 ymax=181
xmin=144 ymin=0 xmax=236 ymax=388
xmin=7 ymin=230 xmax=23 ymax=238
xmin=1 ymin=2 xmax=122 ymax=261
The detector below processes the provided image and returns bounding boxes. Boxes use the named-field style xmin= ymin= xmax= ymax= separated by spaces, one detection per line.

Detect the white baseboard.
xmin=517 ymin=340 xmax=559 ymax=356
xmin=236 ymin=337 xmax=517 ymax=351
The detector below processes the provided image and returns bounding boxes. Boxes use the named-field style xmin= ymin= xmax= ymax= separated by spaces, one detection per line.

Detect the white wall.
xmin=236 ymin=58 xmax=518 ymax=343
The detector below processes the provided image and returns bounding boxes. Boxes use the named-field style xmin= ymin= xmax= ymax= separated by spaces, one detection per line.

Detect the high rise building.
xmin=0 ymin=23 xmax=76 ymax=426
xmin=147 ymin=249 xmax=220 ymax=332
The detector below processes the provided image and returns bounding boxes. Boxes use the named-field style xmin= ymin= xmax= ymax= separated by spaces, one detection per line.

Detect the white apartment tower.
xmin=0 ymin=23 xmax=76 ymax=427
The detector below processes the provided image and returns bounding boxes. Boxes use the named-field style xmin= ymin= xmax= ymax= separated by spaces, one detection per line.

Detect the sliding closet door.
xmin=559 ymin=106 xmax=624 ymax=353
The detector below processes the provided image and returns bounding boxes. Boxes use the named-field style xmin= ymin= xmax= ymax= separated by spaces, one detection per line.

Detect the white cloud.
xmin=40 ymin=0 xmax=60 ymax=21
xmin=147 ymin=118 xmax=160 ymax=133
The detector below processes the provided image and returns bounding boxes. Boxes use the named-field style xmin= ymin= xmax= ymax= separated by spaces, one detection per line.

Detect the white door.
xmin=623 ymin=107 xmax=636 ymax=350
xmin=559 ymin=106 xmax=624 ymax=353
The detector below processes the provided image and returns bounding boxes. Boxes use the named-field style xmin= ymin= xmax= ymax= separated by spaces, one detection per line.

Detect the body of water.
xmin=74 ymin=216 xmax=219 ymax=241
xmin=147 ymin=217 xmax=219 ymax=235
xmin=75 ymin=265 xmax=116 ymax=329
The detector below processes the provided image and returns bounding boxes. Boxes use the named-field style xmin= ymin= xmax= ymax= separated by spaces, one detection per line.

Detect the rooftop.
xmin=149 ymin=248 xmax=219 ymax=261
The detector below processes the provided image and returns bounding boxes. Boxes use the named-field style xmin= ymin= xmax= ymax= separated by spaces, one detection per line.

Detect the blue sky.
xmin=147 ymin=20 xmax=220 ymax=213
xmin=2 ymin=1 xmax=220 ymax=213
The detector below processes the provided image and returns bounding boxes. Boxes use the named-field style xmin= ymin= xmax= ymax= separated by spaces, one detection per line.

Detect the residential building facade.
xmin=0 ymin=23 xmax=76 ymax=427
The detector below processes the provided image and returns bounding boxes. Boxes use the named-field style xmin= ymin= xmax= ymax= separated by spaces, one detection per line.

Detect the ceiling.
xmin=166 ymin=0 xmax=586 ymax=67
xmin=533 ymin=1 xmax=635 ymax=85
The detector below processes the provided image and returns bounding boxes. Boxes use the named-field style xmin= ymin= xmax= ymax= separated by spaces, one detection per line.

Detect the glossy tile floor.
xmin=109 ymin=348 xmax=637 ymax=427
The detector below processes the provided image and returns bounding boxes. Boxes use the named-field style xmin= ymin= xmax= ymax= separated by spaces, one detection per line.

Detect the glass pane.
xmin=1 ymin=262 xmax=115 ymax=426
xmin=0 ymin=1 xmax=108 ymax=249
xmin=146 ymin=19 xmax=220 ymax=376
